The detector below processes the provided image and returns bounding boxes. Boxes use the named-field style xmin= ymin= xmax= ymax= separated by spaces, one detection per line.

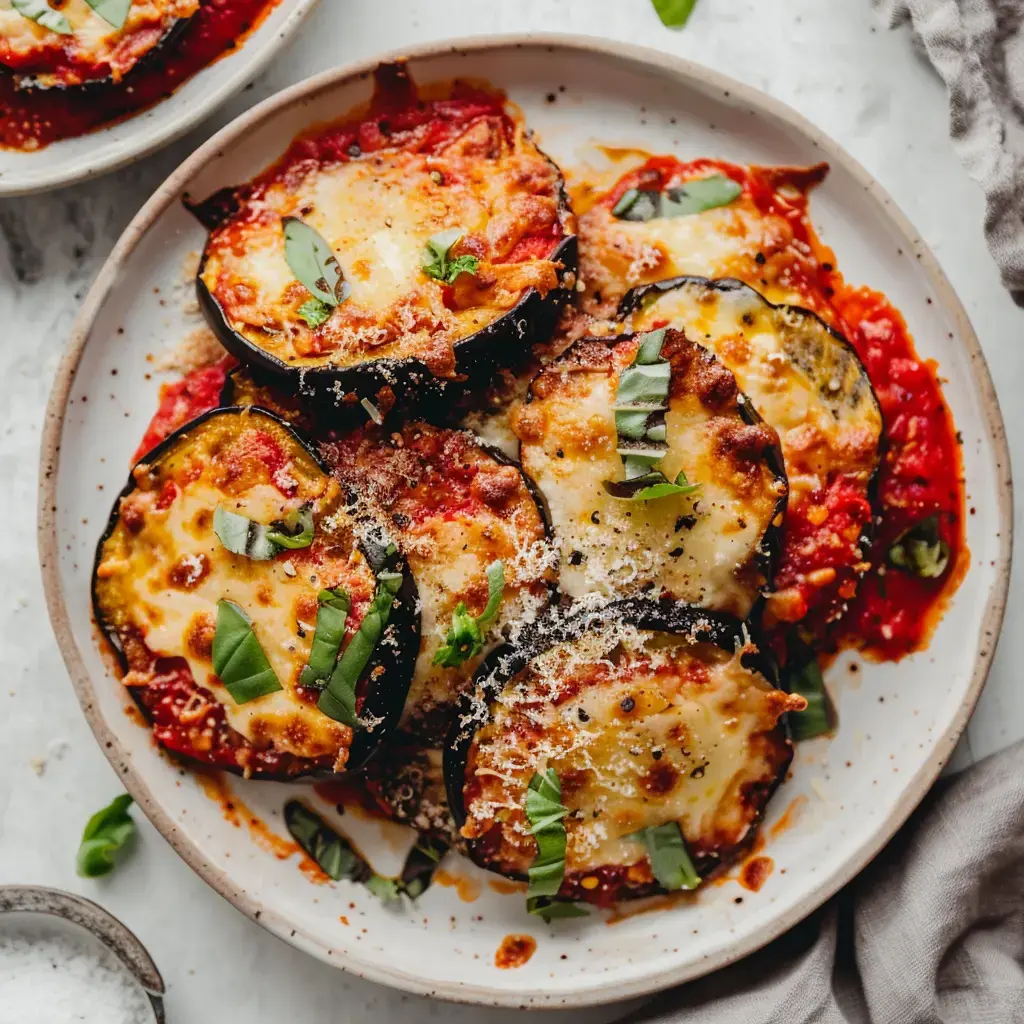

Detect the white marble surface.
xmin=1 ymin=1 xmax=1021 ymax=1020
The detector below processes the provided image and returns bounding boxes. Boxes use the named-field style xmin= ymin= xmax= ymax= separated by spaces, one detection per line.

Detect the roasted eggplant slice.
xmin=319 ymin=421 xmax=555 ymax=741
xmin=514 ymin=327 xmax=787 ymax=618
xmin=0 ymin=0 xmax=197 ymax=89
xmin=192 ymin=64 xmax=578 ymax=408
xmin=621 ymin=277 xmax=883 ymax=628
xmin=92 ymin=407 xmax=419 ymax=779
xmin=219 ymin=365 xmax=314 ymax=431
xmin=445 ymin=600 xmax=803 ymax=903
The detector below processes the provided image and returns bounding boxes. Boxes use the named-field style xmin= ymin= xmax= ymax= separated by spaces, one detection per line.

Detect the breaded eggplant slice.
xmin=514 ymin=327 xmax=787 ymax=618
xmin=192 ymin=63 xmax=577 ymax=408
xmin=319 ymin=420 xmax=555 ymax=742
xmin=92 ymin=407 xmax=419 ymax=778
xmin=445 ymin=599 xmax=803 ymax=903
xmin=621 ymin=277 xmax=882 ymax=628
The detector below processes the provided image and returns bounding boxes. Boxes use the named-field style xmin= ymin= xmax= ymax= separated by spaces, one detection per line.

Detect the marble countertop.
xmin=2 ymin=1 xmax=1021 ymax=1020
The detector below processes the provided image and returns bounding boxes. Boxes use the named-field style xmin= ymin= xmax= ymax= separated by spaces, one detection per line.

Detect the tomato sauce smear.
xmin=0 ymin=0 xmax=281 ymax=151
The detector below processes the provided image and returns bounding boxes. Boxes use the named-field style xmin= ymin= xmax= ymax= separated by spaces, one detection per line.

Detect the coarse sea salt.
xmin=0 ymin=923 xmax=153 ymax=1024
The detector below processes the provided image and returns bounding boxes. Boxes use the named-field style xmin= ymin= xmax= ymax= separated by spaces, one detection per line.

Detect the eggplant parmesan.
xmin=622 ymin=279 xmax=883 ymax=627
xmin=445 ymin=601 xmax=804 ymax=903
xmin=193 ymin=65 xmax=577 ymax=405
xmin=320 ymin=421 xmax=554 ymax=740
xmin=92 ymin=407 xmax=419 ymax=778
xmin=514 ymin=327 xmax=787 ymax=617
xmin=0 ymin=0 xmax=197 ymax=88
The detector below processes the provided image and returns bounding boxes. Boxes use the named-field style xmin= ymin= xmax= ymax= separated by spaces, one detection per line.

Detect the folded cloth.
xmin=873 ymin=0 xmax=1024 ymax=301
xmin=625 ymin=740 xmax=1024 ymax=1024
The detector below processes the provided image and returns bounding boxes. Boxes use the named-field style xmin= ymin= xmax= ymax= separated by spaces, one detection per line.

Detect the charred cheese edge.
xmin=461 ymin=622 xmax=801 ymax=882
xmin=321 ymin=422 xmax=555 ymax=740
xmin=514 ymin=330 xmax=786 ymax=616
xmin=625 ymin=280 xmax=882 ymax=511
xmin=0 ymin=0 xmax=197 ymax=87
xmin=199 ymin=116 xmax=568 ymax=376
xmin=93 ymin=409 xmax=378 ymax=768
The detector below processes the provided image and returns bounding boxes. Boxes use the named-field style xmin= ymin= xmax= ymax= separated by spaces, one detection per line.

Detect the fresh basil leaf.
xmin=605 ymin=470 xmax=701 ymax=502
xmin=214 ymin=504 xmax=314 ymax=560
xmin=265 ymin=505 xmax=314 ymax=550
xmin=785 ymin=647 xmax=831 ymax=741
xmin=628 ymin=822 xmax=701 ymax=891
xmin=662 ymin=175 xmax=743 ymax=216
xmin=299 ymin=588 xmax=350 ymax=688
xmin=525 ymin=768 xmax=570 ymax=899
xmin=297 ymin=297 xmax=333 ymax=329
xmin=527 ymin=896 xmax=589 ymax=922
xmin=432 ymin=560 xmax=505 ymax=668
xmin=212 ymin=600 xmax=283 ymax=704
xmin=318 ymin=572 xmax=403 ymax=727
xmin=365 ymin=874 xmax=403 ymax=902
xmin=887 ymin=514 xmax=950 ymax=579
xmin=76 ymin=794 xmax=136 ymax=878
xmin=652 ymin=0 xmax=698 ymax=27
xmin=399 ymin=836 xmax=449 ymax=900
xmin=611 ymin=188 xmax=661 ymax=222
xmin=421 ymin=229 xmax=480 ymax=284
xmin=282 ymin=216 xmax=350 ymax=307
xmin=12 ymin=0 xmax=72 ymax=34
xmin=84 ymin=0 xmax=131 ymax=28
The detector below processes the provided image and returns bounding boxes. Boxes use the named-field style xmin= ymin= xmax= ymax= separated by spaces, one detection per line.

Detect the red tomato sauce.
xmin=0 ymin=0 xmax=280 ymax=151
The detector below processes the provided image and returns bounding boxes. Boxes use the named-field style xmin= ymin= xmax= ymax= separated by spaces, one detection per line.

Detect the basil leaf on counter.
xmin=628 ymin=822 xmax=701 ymax=891
xmin=76 ymin=794 xmax=136 ymax=879
xmin=84 ymin=0 xmax=132 ymax=29
xmin=432 ymin=560 xmax=505 ymax=668
xmin=611 ymin=174 xmax=741 ymax=222
xmin=211 ymin=599 xmax=283 ymax=704
xmin=297 ymin=297 xmax=333 ymax=329
xmin=318 ymin=572 xmax=404 ymax=728
xmin=887 ymin=514 xmax=950 ymax=579
xmin=299 ymin=588 xmax=350 ymax=688
xmin=784 ymin=645 xmax=831 ymax=741
xmin=13 ymin=0 xmax=72 ymax=34
xmin=421 ymin=229 xmax=480 ymax=284
xmin=282 ymin=216 xmax=351 ymax=307
xmin=214 ymin=504 xmax=314 ymax=561
xmin=652 ymin=0 xmax=698 ymax=27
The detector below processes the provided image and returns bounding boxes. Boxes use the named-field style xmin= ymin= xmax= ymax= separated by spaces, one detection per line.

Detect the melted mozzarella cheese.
xmin=463 ymin=625 xmax=801 ymax=875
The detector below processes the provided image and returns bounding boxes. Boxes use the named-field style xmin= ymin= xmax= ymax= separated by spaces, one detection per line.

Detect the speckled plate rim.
xmin=0 ymin=0 xmax=321 ymax=197
xmin=38 ymin=34 xmax=1013 ymax=1009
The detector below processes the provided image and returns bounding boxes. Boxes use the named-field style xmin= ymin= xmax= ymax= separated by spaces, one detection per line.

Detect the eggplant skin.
xmin=444 ymin=599 xmax=792 ymax=900
xmin=92 ymin=405 xmax=421 ymax=781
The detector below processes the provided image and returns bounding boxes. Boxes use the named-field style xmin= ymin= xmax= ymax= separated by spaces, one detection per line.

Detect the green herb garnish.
xmin=628 ymin=822 xmax=701 ymax=890
xmin=213 ymin=504 xmax=314 ymax=561
xmin=421 ymin=229 xmax=480 ymax=284
xmin=887 ymin=514 xmax=950 ymax=579
xmin=784 ymin=644 xmax=831 ymax=741
xmin=432 ymin=560 xmax=504 ymax=668
xmin=76 ymin=795 xmax=136 ymax=878
xmin=318 ymin=571 xmax=403 ymax=728
xmin=651 ymin=0 xmax=698 ymax=27
xmin=611 ymin=174 xmax=741 ymax=222
xmin=12 ymin=0 xmax=72 ymax=34
xmin=299 ymin=588 xmax=350 ymax=688
xmin=283 ymin=216 xmax=351 ymax=313
xmin=211 ymin=599 xmax=283 ymax=704
xmin=297 ymin=297 xmax=333 ymax=329
xmin=84 ymin=0 xmax=131 ymax=28
xmin=399 ymin=836 xmax=449 ymax=900
xmin=527 ymin=896 xmax=590 ymax=922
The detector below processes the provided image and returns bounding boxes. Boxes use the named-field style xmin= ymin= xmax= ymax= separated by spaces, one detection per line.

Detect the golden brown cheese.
xmin=199 ymin=116 xmax=571 ymax=378
xmin=514 ymin=330 xmax=786 ymax=616
xmin=0 ymin=0 xmax=197 ymax=87
xmin=94 ymin=411 xmax=377 ymax=769
xmin=462 ymin=623 xmax=802 ymax=881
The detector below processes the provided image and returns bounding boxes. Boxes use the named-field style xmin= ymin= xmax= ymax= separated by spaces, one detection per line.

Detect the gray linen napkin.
xmin=874 ymin=0 xmax=1024 ymax=300
xmin=626 ymin=740 xmax=1024 ymax=1023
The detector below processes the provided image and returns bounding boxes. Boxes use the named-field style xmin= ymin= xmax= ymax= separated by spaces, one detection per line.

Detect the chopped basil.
xmin=421 ymin=229 xmax=480 ymax=284
xmin=211 ymin=600 xmax=283 ymax=704
xmin=12 ymin=0 xmax=72 ymax=33
xmin=652 ymin=0 xmax=698 ymax=27
xmin=213 ymin=504 xmax=314 ymax=561
xmin=284 ymin=801 xmax=402 ymax=901
xmin=297 ymin=297 xmax=333 ymax=329
xmin=84 ymin=0 xmax=131 ymax=29
xmin=605 ymin=469 xmax=701 ymax=502
xmin=282 ymin=216 xmax=351 ymax=308
xmin=299 ymin=588 xmax=350 ymax=688
xmin=318 ymin=571 xmax=403 ymax=728
xmin=611 ymin=174 xmax=741 ymax=222
xmin=628 ymin=822 xmax=700 ymax=891
xmin=76 ymin=794 xmax=136 ymax=878
xmin=527 ymin=896 xmax=590 ymax=922
xmin=432 ymin=560 xmax=504 ymax=668
xmin=887 ymin=514 xmax=950 ymax=579
xmin=399 ymin=836 xmax=449 ymax=900
xmin=784 ymin=645 xmax=831 ymax=741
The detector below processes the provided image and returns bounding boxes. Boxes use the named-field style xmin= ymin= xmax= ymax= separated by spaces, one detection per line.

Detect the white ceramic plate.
xmin=39 ymin=36 xmax=1012 ymax=1008
xmin=0 ymin=0 xmax=319 ymax=196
